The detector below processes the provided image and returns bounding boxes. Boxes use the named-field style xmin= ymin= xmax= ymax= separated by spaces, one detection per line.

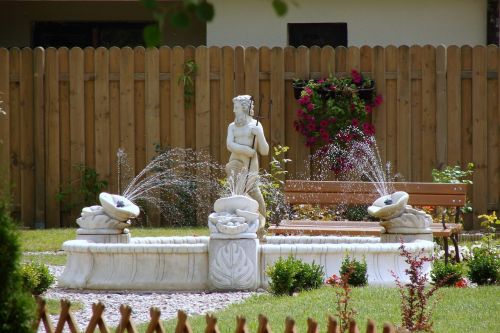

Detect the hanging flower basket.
xmin=292 ymin=79 xmax=307 ymax=99
xmin=293 ymin=70 xmax=383 ymax=148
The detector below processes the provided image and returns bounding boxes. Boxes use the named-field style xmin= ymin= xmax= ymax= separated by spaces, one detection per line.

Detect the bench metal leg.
xmin=443 ymin=236 xmax=450 ymax=265
xmin=451 ymin=233 xmax=460 ymax=263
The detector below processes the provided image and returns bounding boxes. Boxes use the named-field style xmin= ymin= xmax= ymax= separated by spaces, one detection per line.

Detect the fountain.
xmin=60 ymin=99 xmax=433 ymax=291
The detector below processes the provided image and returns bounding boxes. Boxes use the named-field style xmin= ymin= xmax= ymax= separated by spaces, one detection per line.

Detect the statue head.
xmin=233 ymin=95 xmax=254 ymax=126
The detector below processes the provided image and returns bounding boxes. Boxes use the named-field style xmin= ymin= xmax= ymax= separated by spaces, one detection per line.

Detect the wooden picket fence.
xmin=33 ymin=297 xmax=400 ymax=333
xmin=1 ymin=45 xmax=499 ymax=229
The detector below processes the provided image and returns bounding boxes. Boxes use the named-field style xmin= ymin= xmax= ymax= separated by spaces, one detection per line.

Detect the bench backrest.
xmin=285 ymin=180 xmax=468 ymax=207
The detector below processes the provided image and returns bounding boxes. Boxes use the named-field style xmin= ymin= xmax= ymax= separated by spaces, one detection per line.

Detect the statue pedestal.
xmin=380 ymin=232 xmax=433 ymax=243
xmin=76 ymin=228 xmax=130 ymax=243
xmin=208 ymin=237 xmax=259 ymax=290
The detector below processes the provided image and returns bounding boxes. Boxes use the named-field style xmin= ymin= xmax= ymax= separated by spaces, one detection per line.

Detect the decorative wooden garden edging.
xmin=33 ymin=297 xmax=401 ymax=333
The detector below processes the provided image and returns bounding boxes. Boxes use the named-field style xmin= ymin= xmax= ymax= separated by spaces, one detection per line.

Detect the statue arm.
xmin=227 ymin=124 xmax=255 ymax=157
xmin=252 ymin=123 xmax=269 ymax=156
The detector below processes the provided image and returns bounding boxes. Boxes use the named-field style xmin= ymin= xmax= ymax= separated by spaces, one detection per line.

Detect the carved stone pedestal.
xmin=208 ymin=238 xmax=259 ymax=290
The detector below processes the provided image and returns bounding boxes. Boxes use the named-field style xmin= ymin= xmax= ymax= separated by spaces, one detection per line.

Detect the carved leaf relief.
xmin=210 ymin=242 xmax=255 ymax=289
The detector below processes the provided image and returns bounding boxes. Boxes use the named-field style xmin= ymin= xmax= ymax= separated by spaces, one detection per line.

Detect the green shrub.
xmin=430 ymin=260 xmax=464 ymax=286
xmin=266 ymin=256 xmax=324 ymax=295
xmin=21 ymin=261 xmax=55 ymax=295
xmin=339 ymin=255 xmax=368 ymax=286
xmin=0 ymin=193 xmax=35 ymax=333
xmin=467 ymin=247 xmax=500 ymax=285
xmin=344 ymin=205 xmax=368 ymax=221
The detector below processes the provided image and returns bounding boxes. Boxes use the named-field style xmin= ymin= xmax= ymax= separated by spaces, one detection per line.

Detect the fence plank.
xmin=284 ymin=47 xmax=296 ymax=177
xmin=385 ymin=46 xmax=397 ymax=171
xmin=145 ymin=307 xmax=165 ymax=333
xmin=0 ymin=48 xmax=9 ymax=193
xmin=373 ymin=46 xmax=387 ymax=163
xmin=446 ymin=46 xmax=462 ymax=165
xmin=195 ymin=46 xmax=210 ymax=152
xmin=410 ymin=45 xmax=423 ymax=182
xmin=210 ymin=46 xmax=222 ymax=162
xmin=0 ymin=48 xmax=11 ymax=194
xmin=347 ymin=46 xmax=360 ymax=72
xmin=472 ymin=46 xmax=488 ymax=228
xmin=45 ymin=48 xmax=60 ymax=228
xmin=184 ymin=46 xmax=196 ymax=149
xmin=34 ymin=297 xmax=55 ymax=333
xmin=134 ymin=47 xmax=146 ymax=171
xmin=54 ymin=299 xmax=80 ymax=333
xmin=20 ymin=48 xmax=35 ymax=227
xmin=9 ymin=48 xmax=21 ymax=215
xmin=461 ymin=46 xmax=473 ymax=229
xmin=421 ymin=45 xmax=437 ymax=181
xmin=116 ymin=304 xmax=138 ymax=333
xmin=205 ymin=314 xmax=220 ymax=333
xmin=257 ymin=314 xmax=271 ymax=333
xmin=175 ymin=310 xmax=193 ymax=333
xmin=219 ymin=46 xmax=233 ymax=163
xmin=436 ymin=45 xmax=447 ymax=169
xmin=85 ymin=302 xmax=110 ymax=333
xmin=120 ymin=47 xmax=135 ymax=180
xmin=33 ymin=48 xmax=45 ymax=228
xmin=321 ymin=46 xmax=335 ymax=77
xmin=235 ymin=316 xmax=248 ymax=333
xmin=497 ymin=46 xmax=500 ymax=211
xmin=145 ymin=47 xmax=160 ymax=161
xmin=259 ymin=46 xmax=271 ymax=170
xmin=171 ymin=46 xmax=185 ymax=148
xmin=94 ymin=47 xmax=111 ymax=192
xmin=109 ymin=47 xmax=121 ymax=194
xmin=234 ymin=46 xmax=245 ymax=96
xmin=487 ymin=45 xmax=499 ymax=211
xmin=69 ymin=48 xmax=85 ymax=221
xmin=84 ymin=47 xmax=95 ymax=168
xmin=159 ymin=46 xmax=171 ymax=151
xmin=58 ymin=48 xmax=71 ymax=226
xmin=295 ymin=46 xmax=310 ymax=178
xmin=245 ymin=46 xmax=260 ymax=103
xmin=270 ymin=47 xmax=285 ymax=149
xmin=397 ymin=45 xmax=411 ymax=179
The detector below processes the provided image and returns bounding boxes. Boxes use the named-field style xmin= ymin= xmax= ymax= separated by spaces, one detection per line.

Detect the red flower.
xmin=298 ymin=95 xmax=310 ymax=105
xmin=351 ymin=118 xmax=360 ymax=127
xmin=306 ymin=103 xmax=315 ymax=111
xmin=329 ymin=117 xmax=337 ymax=124
xmin=307 ymin=122 xmax=316 ymax=131
xmin=374 ymin=94 xmax=383 ymax=106
xmin=304 ymin=87 xmax=313 ymax=96
xmin=320 ymin=120 xmax=329 ymax=128
xmin=351 ymin=69 xmax=362 ymax=85
xmin=365 ymin=105 xmax=373 ymax=113
xmin=362 ymin=122 xmax=376 ymax=136
xmin=296 ymin=109 xmax=305 ymax=118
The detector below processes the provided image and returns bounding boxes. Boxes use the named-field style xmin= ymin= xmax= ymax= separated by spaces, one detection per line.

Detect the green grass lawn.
xmin=141 ymin=286 xmax=498 ymax=333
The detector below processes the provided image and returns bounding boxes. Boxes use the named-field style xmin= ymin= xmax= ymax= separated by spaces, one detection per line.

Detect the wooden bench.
xmin=267 ymin=180 xmax=468 ymax=263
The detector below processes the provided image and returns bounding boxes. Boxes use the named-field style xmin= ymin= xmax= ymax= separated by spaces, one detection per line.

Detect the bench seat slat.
xmin=285 ymin=181 xmax=468 ymax=195
xmin=285 ymin=192 xmax=466 ymax=206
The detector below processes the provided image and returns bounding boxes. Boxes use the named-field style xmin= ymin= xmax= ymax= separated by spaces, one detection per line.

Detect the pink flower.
xmin=374 ymin=94 xmax=383 ymax=106
xmin=351 ymin=118 xmax=360 ymax=127
xmin=304 ymin=87 xmax=313 ymax=96
xmin=317 ymin=79 xmax=325 ymax=84
xmin=296 ymin=108 xmax=305 ymax=117
xmin=306 ymin=103 xmax=315 ymax=111
xmin=320 ymin=120 xmax=328 ymax=128
xmin=319 ymin=128 xmax=327 ymax=135
xmin=365 ymin=105 xmax=373 ymax=113
xmin=321 ymin=132 xmax=330 ymax=142
xmin=298 ymin=95 xmax=310 ymax=105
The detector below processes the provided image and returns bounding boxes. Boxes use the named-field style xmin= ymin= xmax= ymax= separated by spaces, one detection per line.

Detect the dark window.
xmin=32 ymin=22 xmax=152 ymax=48
xmin=288 ymin=23 xmax=347 ymax=48
xmin=487 ymin=0 xmax=499 ymax=45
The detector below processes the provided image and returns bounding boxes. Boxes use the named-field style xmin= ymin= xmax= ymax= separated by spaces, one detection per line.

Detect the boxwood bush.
xmin=266 ymin=256 xmax=324 ymax=295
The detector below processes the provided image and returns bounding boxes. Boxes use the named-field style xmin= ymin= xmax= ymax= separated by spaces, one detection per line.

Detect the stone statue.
xmin=225 ymin=95 xmax=269 ymax=233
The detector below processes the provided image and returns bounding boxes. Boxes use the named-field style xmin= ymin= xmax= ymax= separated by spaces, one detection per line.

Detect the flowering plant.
xmin=293 ymin=70 xmax=382 ymax=147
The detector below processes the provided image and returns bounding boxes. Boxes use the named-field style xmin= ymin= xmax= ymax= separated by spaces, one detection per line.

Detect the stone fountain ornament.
xmin=76 ymin=192 xmax=140 ymax=243
xmin=368 ymin=191 xmax=433 ymax=242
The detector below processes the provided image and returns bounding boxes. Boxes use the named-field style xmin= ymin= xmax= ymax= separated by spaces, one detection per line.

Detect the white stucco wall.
xmin=207 ymin=0 xmax=486 ymax=47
